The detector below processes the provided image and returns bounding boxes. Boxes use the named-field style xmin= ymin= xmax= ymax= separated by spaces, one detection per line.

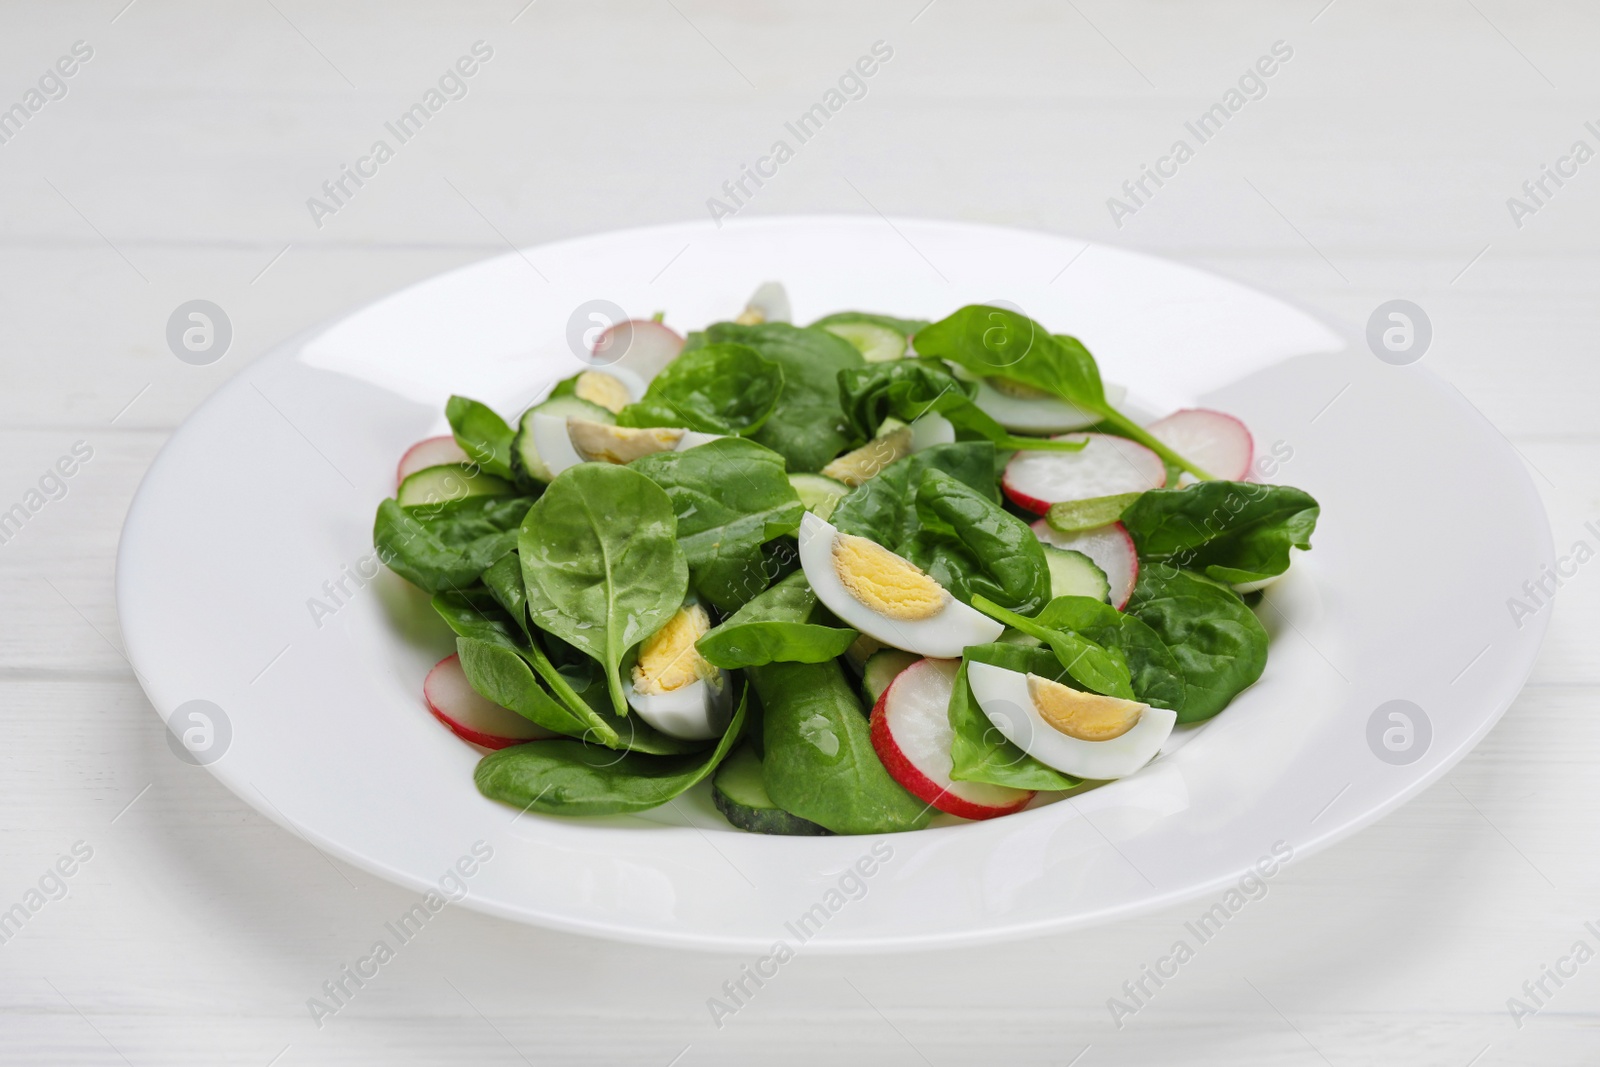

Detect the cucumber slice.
xmin=823 ymin=321 xmax=906 ymax=363
xmin=863 ymin=648 xmax=919 ymax=705
xmin=844 ymin=632 xmax=883 ymax=673
xmin=512 ymin=396 xmax=615 ymax=483
xmin=396 ymin=464 xmax=513 ymax=508
xmin=713 ymin=746 xmax=831 ymax=836
xmin=1045 ymin=492 xmax=1143 ymax=533
xmin=1043 ymin=545 xmax=1111 ymax=602
xmin=788 ymin=473 xmax=849 ymax=521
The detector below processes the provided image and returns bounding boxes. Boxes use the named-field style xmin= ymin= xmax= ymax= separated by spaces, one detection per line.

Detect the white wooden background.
xmin=2 ymin=1 xmax=1598 ymax=1063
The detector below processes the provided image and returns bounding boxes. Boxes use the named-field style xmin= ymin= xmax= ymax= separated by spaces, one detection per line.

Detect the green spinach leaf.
xmin=473 ymin=679 xmax=748 ymax=815
xmin=616 ymin=343 xmax=784 ymax=436
xmin=696 ymin=571 xmax=857 ymax=669
xmin=629 ymin=437 xmax=805 ymax=611
xmin=519 ymin=464 xmax=688 ymax=718
xmin=1121 ymin=481 xmax=1320 ymax=585
xmin=455 ymin=636 xmax=596 ymax=738
xmin=435 ymin=590 xmax=705 ymax=754
xmin=1034 ymin=596 xmax=1186 ymax=712
xmin=970 ymin=595 xmax=1135 ymax=699
xmin=831 ymin=442 xmax=998 ymax=547
xmin=907 ymin=468 xmax=1051 ymax=613
xmin=373 ymin=495 xmax=532 ymax=594
xmin=704 ymin=322 xmax=863 ymax=472
xmin=948 ymin=643 xmax=1084 ymax=791
xmin=752 ymin=659 xmax=931 ymax=834
xmin=837 ymin=359 xmax=1087 ymax=453
xmin=445 ymin=395 xmax=516 ymax=480
xmin=913 ymin=306 xmax=1210 ymax=478
xmin=1125 ymin=568 xmax=1268 ymax=722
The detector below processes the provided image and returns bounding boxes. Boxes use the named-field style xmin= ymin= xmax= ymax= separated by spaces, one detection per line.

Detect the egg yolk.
xmin=573 ymin=371 xmax=632 ymax=414
xmin=831 ymin=534 xmax=946 ymax=621
xmin=632 ymin=604 xmax=713 ymax=695
xmin=1026 ymin=673 xmax=1144 ymax=741
xmin=819 ymin=426 xmax=912 ymax=487
xmin=568 ymin=419 xmax=683 ymax=464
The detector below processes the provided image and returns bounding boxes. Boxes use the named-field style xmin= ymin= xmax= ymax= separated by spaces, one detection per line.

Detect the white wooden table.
xmin=3 ymin=2 xmax=1596 ymax=1063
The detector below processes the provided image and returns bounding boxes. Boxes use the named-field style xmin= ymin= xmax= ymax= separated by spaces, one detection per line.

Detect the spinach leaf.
xmin=810 ymin=310 xmax=931 ymax=337
xmin=373 ymin=495 xmax=532 ymax=594
xmin=704 ymin=322 xmax=863 ymax=472
xmin=948 ymin=643 xmax=1084 ymax=791
xmin=1124 ymin=568 xmax=1268 ymax=722
xmin=696 ymin=571 xmax=857 ymax=669
xmin=752 ymin=659 xmax=931 ymax=834
xmin=519 ymin=464 xmax=688 ymax=718
xmin=479 ymin=552 xmax=531 ymax=639
xmin=913 ymin=306 xmax=1210 ymax=478
xmin=831 ymin=442 xmax=998 ymax=547
xmin=629 ymin=437 xmax=805 ymax=611
xmin=1034 ymin=596 xmax=1186 ymax=712
xmin=836 ymin=359 xmax=1087 ymax=453
xmin=970 ymin=595 xmax=1135 ymax=699
xmin=435 ymin=589 xmax=614 ymax=743
xmin=616 ymin=343 xmax=784 ymax=436
xmin=445 ymin=395 xmax=516 ymax=480
xmin=907 ymin=468 xmax=1051 ymax=613
xmin=1121 ymin=482 xmax=1320 ymax=585
xmin=473 ymin=678 xmax=748 ymax=815
xmin=455 ymin=636 xmax=597 ymax=738
xmin=837 ymin=358 xmax=976 ymax=442
xmin=435 ymin=590 xmax=705 ymax=754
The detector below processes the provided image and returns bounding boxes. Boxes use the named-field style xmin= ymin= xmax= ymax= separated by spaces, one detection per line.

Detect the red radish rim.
xmin=1146 ymin=408 xmax=1254 ymax=481
xmin=1002 ymin=433 xmax=1167 ymax=515
xmin=591 ymin=318 xmax=684 ymax=373
xmin=869 ymin=665 xmax=1033 ymax=821
xmin=424 ymin=654 xmax=550 ymax=750
xmin=396 ymin=435 xmax=470 ymax=487
xmin=1033 ymin=519 xmax=1139 ymax=610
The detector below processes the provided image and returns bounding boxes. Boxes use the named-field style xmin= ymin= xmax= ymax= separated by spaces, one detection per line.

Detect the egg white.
xmin=675 ymin=430 xmax=726 ymax=450
xmin=971 ymin=380 xmax=1128 ymax=435
xmin=529 ymin=413 xmax=585 ymax=479
xmin=797 ymin=512 xmax=1003 ymax=659
xmin=965 ymin=661 xmax=1176 ymax=780
xmin=624 ymin=669 xmax=731 ymax=741
xmin=908 ymin=412 xmax=955 ymax=451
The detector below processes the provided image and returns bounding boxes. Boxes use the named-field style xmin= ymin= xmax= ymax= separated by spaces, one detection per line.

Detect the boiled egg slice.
xmin=965 ymin=662 xmax=1176 ymax=779
xmin=529 ymin=413 xmax=585 ymax=478
xmin=675 ymin=430 xmax=727 ymax=450
xmin=570 ymin=369 xmax=643 ymax=414
xmin=909 ymin=412 xmax=955 ymax=451
xmin=624 ymin=601 xmax=731 ymax=740
xmin=967 ymin=375 xmax=1129 ymax=435
xmin=797 ymin=512 xmax=1003 ymax=658
xmin=531 ymin=413 xmax=718 ymax=479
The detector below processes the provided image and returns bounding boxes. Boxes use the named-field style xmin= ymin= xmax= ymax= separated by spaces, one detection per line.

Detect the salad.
xmin=373 ymin=286 xmax=1320 ymax=836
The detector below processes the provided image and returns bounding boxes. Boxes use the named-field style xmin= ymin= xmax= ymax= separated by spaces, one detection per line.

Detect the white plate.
xmin=117 ymin=217 xmax=1551 ymax=953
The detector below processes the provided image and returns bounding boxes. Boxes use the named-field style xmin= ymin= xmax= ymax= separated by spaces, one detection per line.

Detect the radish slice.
xmin=870 ymin=658 xmax=1034 ymax=820
xmin=1145 ymin=409 xmax=1253 ymax=482
xmin=1003 ymin=433 xmax=1166 ymax=514
xmin=424 ymin=654 xmax=555 ymax=749
xmin=591 ymin=319 xmax=684 ymax=382
xmin=397 ymin=436 xmax=470 ymax=486
xmin=1033 ymin=520 xmax=1139 ymax=610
